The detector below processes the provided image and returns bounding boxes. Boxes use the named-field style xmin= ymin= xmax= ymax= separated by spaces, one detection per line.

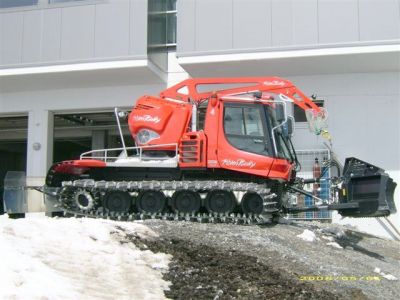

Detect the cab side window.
xmin=224 ymin=105 xmax=270 ymax=156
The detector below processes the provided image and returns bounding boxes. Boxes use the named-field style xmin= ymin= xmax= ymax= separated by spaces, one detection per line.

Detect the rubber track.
xmin=57 ymin=179 xmax=279 ymax=225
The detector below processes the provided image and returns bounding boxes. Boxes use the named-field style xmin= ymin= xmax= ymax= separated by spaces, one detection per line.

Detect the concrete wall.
xmin=0 ymin=0 xmax=147 ymax=67
xmin=177 ymin=0 xmax=400 ymax=55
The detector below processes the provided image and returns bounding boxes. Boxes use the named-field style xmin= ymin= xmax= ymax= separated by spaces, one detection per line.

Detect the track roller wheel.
xmin=103 ymin=191 xmax=131 ymax=213
xmin=136 ymin=190 xmax=166 ymax=214
xmin=205 ymin=190 xmax=236 ymax=214
xmin=74 ymin=189 xmax=95 ymax=211
xmin=172 ymin=191 xmax=201 ymax=214
xmin=241 ymin=192 xmax=263 ymax=214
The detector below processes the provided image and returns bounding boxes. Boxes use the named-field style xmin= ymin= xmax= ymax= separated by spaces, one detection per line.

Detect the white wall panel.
xmin=95 ymin=1 xmax=130 ymax=58
xmin=271 ymin=0 xmax=293 ymax=46
xmin=177 ymin=0 xmax=196 ymax=53
xmin=178 ymin=0 xmax=399 ymax=55
xmin=359 ymin=0 xmax=400 ymax=41
xmin=0 ymin=83 xmax=166 ymax=112
xmin=22 ymin=10 xmax=42 ymax=63
xmin=318 ymin=0 xmax=359 ymax=44
xmin=42 ymin=9 xmax=61 ymax=62
xmin=0 ymin=14 xmax=2 ymax=65
xmin=1 ymin=13 xmax=23 ymax=64
xmin=292 ymin=0 xmax=318 ymax=45
xmin=129 ymin=0 xmax=147 ymax=56
xmin=195 ymin=0 xmax=232 ymax=51
xmin=289 ymin=72 xmax=400 ymax=171
xmin=233 ymin=0 xmax=271 ymax=49
xmin=0 ymin=1 xmax=148 ymax=67
xmin=60 ymin=5 xmax=95 ymax=60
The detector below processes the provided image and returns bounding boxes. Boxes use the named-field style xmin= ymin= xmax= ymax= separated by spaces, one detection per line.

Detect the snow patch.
xmin=374 ymin=267 xmax=398 ymax=281
xmin=326 ymin=242 xmax=343 ymax=249
xmin=297 ymin=229 xmax=318 ymax=242
xmin=382 ymin=274 xmax=398 ymax=281
xmin=0 ymin=215 xmax=171 ymax=299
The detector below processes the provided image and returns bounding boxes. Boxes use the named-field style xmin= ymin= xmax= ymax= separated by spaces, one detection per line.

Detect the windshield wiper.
xmin=287 ymin=136 xmax=301 ymax=171
xmin=277 ymin=131 xmax=295 ymax=163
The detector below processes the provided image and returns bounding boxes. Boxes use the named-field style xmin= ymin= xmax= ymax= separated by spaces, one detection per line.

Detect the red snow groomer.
xmin=45 ymin=78 xmax=397 ymax=223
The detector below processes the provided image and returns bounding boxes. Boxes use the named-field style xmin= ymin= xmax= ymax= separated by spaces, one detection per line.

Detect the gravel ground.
xmin=125 ymin=219 xmax=400 ymax=300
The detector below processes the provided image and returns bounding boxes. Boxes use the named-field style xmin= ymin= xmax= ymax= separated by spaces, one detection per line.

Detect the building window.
xmin=0 ymin=0 xmax=38 ymax=8
xmin=148 ymin=0 xmax=177 ymax=49
xmin=149 ymin=0 xmax=176 ymax=12
xmin=294 ymin=100 xmax=324 ymax=123
xmin=166 ymin=11 xmax=176 ymax=45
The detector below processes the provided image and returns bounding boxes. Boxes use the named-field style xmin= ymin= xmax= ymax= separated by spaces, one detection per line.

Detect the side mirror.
xmin=210 ymin=97 xmax=218 ymax=107
xmin=287 ymin=116 xmax=295 ymax=136
xmin=275 ymin=104 xmax=285 ymax=122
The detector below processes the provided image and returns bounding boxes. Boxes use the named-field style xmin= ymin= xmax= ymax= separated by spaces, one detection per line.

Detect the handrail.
xmin=80 ymin=143 xmax=179 ymax=163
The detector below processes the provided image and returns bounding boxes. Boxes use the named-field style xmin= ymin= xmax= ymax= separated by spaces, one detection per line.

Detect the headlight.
xmin=136 ymin=129 xmax=159 ymax=144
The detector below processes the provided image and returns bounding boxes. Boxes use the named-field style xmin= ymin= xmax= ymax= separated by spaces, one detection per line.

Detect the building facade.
xmin=0 ymin=0 xmax=399 ymax=238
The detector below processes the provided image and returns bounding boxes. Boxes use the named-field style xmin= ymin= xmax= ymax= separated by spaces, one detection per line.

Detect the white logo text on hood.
xmin=222 ymin=159 xmax=256 ymax=168
xmin=133 ymin=115 xmax=161 ymax=124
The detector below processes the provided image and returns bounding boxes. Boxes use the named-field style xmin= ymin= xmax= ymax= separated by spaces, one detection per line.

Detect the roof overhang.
xmin=0 ymin=58 xmax=165 ymax=92
xmin=177 ymin=44 xmax=400 ymax=77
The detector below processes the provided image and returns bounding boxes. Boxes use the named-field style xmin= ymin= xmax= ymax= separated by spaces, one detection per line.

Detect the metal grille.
xmin=288 ymin=149 xmax=332 ymax=221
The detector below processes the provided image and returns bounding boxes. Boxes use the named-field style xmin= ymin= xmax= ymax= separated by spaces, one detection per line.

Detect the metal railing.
xmin=80 ymin=143 xmax=179 ymax=164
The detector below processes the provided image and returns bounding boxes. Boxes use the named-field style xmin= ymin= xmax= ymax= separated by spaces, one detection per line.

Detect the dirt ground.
xmin=122 ymin=219 xmax=400 ymax=300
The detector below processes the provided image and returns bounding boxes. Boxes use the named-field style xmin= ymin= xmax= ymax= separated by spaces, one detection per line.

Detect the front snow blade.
xmin=338 ymin=157 xmax=397 ymax=218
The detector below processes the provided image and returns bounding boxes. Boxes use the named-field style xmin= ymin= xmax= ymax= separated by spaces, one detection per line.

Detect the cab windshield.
xmin=264 ymin=105 xmax=295 ymax=162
